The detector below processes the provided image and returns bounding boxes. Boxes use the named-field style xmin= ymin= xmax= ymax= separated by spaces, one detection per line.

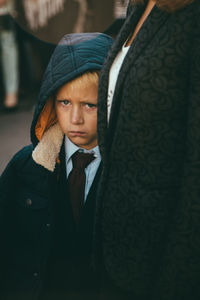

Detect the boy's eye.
xmin=85 ymin=103 xmax=97 ymax=109
xmin=57 ymin=100 xmax=70 ymax=106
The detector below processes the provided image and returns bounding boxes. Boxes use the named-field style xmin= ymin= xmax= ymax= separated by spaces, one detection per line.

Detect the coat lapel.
xmin=98 ymin=3 xmax=146 ymax=162
xmin=98 ymin=4 xmax=170 ymax=157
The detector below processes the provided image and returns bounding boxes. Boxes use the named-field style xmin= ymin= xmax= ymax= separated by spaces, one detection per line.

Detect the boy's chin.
xmin=68 ymin=136 xmax=97 ymax=150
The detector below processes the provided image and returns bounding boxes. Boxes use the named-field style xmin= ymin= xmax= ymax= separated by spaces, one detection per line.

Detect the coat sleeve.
xmin=154 ymin=6 xmax=200 ymax=300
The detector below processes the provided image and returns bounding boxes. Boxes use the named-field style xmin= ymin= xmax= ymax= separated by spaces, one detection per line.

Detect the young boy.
xmin=0 ymin=32 xmax=113 ymax=300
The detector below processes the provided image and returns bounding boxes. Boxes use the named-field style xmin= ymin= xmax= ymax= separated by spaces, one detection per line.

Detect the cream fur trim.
xmin=32 ymin=123 xmax=64 ymax=172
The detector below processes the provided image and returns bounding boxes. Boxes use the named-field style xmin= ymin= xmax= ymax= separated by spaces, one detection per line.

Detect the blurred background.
xmin=0 ymin=0 xmax=129 ymax=174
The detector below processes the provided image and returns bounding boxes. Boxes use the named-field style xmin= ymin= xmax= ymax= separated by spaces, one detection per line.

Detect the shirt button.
xmin=26 ymin=198 xmax=32 ymax=206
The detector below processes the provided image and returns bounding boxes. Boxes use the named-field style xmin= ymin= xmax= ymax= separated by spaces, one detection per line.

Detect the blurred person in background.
xmin=95 ymin=0 xmax=200 ymax=299
xmin=0 ymin=0 xmax=19 ymax=109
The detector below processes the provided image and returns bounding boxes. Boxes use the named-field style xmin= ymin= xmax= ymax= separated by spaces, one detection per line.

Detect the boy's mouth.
xmin=69 ymin=131 xmax=86 ymax=137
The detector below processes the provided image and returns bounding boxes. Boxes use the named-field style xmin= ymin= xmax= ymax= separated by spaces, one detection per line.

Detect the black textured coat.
xmin=95 ymin=1 xmax=200 ymax=299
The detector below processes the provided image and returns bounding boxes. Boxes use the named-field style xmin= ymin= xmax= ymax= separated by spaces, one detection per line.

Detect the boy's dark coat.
xmin=95 ymin=1 xmax=200 ymax=299
xmin=0 ymin=33 xmax=113 ymax=300
xmin=0 ymin=145 xmax=101 ymax=300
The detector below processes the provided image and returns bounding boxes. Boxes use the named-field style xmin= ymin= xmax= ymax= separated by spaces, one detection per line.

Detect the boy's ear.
xmin=35 ymin=97 xmax=57 ymax=142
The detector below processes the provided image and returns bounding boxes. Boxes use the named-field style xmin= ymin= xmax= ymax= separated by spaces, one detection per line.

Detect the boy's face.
xmin=55 ymin=79 xmax=98 ymax=150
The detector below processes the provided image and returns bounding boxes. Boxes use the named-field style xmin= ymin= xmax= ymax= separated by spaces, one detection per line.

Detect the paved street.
xmin=0 ymin=95 xmax=36 ymax=174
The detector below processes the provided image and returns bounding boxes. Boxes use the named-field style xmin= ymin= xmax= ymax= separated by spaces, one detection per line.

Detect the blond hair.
xmin=130 ymin=0 xmax=195 ymax=12
xmin=66 ymin=71 xmax=99 ymax=91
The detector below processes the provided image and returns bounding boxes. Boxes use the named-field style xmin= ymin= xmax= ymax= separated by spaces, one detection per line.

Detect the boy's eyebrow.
xmin=56 ymin=98 xmax=97 ymax=102
xmin=56 ymin=98 xmax=70 ymax=101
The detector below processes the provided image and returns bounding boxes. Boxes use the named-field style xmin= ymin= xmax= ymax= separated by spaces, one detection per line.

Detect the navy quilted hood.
xmin=31 ymin=32 xmax=113 ymax=146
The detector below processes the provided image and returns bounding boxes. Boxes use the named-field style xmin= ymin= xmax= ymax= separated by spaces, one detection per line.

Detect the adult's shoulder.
xmin=126 ymin=1 xmax=133 ymax=17
xmin=181 ymin=0 xmax=200 ymax=14
xmin=192 ymin=0 xmax=200 ymax=18
xmin=187 ymin=0 xmax=200 ymax=34
xmin=191 ymin=0 xmax=200 ymax=9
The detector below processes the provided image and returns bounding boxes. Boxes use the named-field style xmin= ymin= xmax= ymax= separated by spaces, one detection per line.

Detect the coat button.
xmin=46 ymin=223 xmax=51 ymax=231
xmin=26 ymin=198 xmax=32 ymax=206
xmin=33 ymin=272 xmax=38 ymax=277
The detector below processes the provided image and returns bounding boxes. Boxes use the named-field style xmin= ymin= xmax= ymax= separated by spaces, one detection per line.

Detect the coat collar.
xmin=98 ymin=3 xmax=170 ymax=159
xmin=97 ymin=4 xmax=143 ymax=162
xmin=32 ymin=123 xmax=64 ymax=172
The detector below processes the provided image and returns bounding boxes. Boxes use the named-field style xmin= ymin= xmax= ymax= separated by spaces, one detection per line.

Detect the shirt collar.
xmin=65 ymin=136 xmax=100 ymax=163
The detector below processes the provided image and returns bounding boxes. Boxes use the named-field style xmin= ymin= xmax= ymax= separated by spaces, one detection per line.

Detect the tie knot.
xmin=72 ymin=151 xmax=95 ymax=170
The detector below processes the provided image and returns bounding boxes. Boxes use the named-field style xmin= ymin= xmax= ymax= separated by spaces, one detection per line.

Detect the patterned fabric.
xmin=96 ymin=1 xmax=200 ymax=299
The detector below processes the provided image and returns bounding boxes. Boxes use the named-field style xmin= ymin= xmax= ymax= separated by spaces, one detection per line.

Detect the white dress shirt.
xmin=65 ymin=136 xmax=101 ymax=202
xmin=107 ymin=43 xmax=130 ymax=122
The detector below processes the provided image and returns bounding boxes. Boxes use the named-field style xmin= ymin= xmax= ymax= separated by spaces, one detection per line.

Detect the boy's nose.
xmin=71 ymin=107 xmax=84 ymax=124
